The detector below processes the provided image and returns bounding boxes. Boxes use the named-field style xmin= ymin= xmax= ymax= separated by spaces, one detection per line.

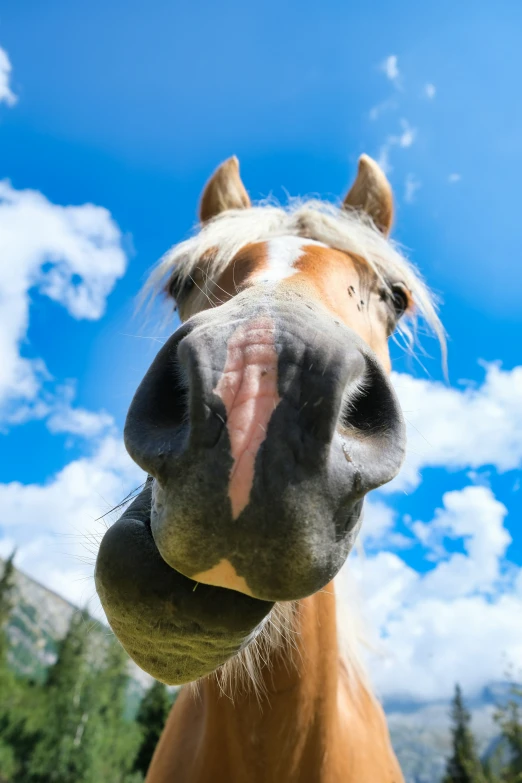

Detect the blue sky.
xmin=1 ymin=0 xmax=522 ymax=702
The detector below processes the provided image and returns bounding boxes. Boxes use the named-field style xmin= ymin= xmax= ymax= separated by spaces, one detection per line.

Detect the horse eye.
xmin=390 ymin=283 xmax=409 ymax=317
xmin=168 ymin=276 xmax=196 ymax=301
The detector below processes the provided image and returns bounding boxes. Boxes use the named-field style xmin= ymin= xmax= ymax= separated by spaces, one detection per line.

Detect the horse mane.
xmin=145 ymin=199 xmax=446 ymax=362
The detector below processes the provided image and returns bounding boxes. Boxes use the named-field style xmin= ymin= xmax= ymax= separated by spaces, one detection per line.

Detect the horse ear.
xmin=199 ymin=156 xmax=251 ymax=223
xmin=343 ymin=154 xmax=394 ymax=235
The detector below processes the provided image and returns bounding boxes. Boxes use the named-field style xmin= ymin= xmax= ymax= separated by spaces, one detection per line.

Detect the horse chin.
xmin=94 ymin=481 xmax=274 ymax=685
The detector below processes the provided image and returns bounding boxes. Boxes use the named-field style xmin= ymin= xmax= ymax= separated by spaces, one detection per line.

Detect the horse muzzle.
xmin=119 ymin=286 xmax=405 ymax=602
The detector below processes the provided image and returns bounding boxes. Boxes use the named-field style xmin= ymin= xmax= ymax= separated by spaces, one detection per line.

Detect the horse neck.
xmin=199 ymin=583 xmax=344 ymax=782
xmin=147 ymin=583 xmax=404 ymax=783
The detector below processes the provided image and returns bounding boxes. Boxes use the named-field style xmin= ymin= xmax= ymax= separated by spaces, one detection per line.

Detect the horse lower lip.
xmin=95 ymin=486 xmax=275 ymax=684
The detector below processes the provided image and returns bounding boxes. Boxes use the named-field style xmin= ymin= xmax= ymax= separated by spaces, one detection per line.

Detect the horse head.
xmin=95 ymin=155 xmax=441 ymax=684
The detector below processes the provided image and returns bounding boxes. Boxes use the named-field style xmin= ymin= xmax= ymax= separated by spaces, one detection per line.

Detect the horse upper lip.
xmin=144 ymin=479 xmax=271 ymax=605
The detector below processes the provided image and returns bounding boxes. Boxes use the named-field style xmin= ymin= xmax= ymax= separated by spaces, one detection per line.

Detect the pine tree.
xmin=82 ymin=635 xmax=142 ymax=783
xmin=443 ymin=684 xmax=487 ymax=783
xmin=482 ymin=756 xmax=500 ymax=783
xmin=27 ymin=608 xmax=94 ymax=783
xmin=133 ymin=680 xmax=173 ymax=777
xmin=19 ymin=615 xmax=143 ymax=783
xmin=494 ymin=682 xmax=522 ymax=782
xmin=0 ymin=577 xmax=145 ymax=783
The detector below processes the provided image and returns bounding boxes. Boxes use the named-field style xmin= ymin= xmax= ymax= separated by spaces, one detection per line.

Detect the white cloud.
xmin=339 ymin=358 xmax=522 ymax=703
xmin=448 ymin=173 xmax=462 ymax=183
xmin=397 ymin=119 xmax=416 ymax=148
xmin=43 ymin=382 xmax=115 ymax=439
xmin=0 ymin=180 xmax=127 ymax=418
xmin=361 ymin=499 xmax=396 ymax=542
xmin=0 ymin=434 xmax=141 ymax=538
xmin=0 ymin=175 xmax=134 ymax=610
xmin=368 ymin=586 xmax=522 ymax=702
xmin=388 ymin=363 xmax=522 ymax=492
xmin=341 ymin=485 xmax=522 ymax=701
xmin=381 ymin=55 xmax=400 ymax=86
xmin=369 ymin=98 xmax=398 ymax=121
xmin=0 ymin=377 xmax=116 ymax=441
xmin=356 ymin=361 xmax=522 ymax=702
xmin=424 ymin=83 xmax=436 ymax=99
xmin=360 ymin=499 xmax=412 ymax=551
xmin=377 ymin=145 xmax=392 ymax=175
xmin=411 ymin=486 xmax=510 ymax=598
xmin=0 ymin=46 xmax=17 ymax=106
xmin=404 ymin=173 xmax=421 ymax=204
xmin=376 ymin=119 xmax=417 ymax=174
xmin=0 ymin=434 xmax=145 ymax=610
xmin=47 ymin=406 xmax=114 ymax=439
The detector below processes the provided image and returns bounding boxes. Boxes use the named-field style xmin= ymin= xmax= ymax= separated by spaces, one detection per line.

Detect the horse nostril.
xmin=336 ymin=353 xmax=406 ymax=494
xmin=340 ymin=356 xmax=399 ymax=436
xmin=123 ymin=323 xmax=192 ymax=482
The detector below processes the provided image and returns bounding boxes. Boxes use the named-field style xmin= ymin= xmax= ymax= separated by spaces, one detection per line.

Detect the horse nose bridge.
xmin=178 ymin=298 xmax=367 ymax=445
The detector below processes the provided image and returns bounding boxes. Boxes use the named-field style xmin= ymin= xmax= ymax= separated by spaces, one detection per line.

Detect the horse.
xmin=95 ymin=154 xmax=444 ymax=782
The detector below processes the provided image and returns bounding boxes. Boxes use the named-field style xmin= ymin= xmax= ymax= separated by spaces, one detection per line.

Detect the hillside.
xmin=2 ymin=559 xmax=151 ymax=717
xmin=5 ymin=562 xmax=78 ymax=682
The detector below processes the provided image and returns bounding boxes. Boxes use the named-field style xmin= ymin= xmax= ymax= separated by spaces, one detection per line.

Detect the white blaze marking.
xmin=252 ymin=236 xmax=327 ymax=283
